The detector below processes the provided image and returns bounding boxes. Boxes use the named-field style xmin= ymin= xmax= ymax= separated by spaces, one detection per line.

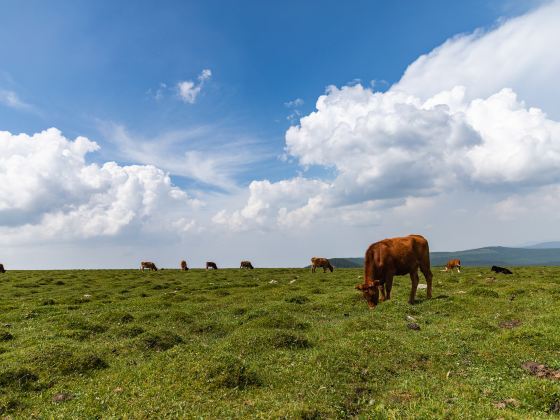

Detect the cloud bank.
xmin=0 ymin=128 xmax=199 ymax=244
xmin=216 ymin=1 xmax=560 ymax=237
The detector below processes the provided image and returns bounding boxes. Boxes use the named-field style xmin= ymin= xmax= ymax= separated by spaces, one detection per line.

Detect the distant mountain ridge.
xmin=327 ymin=246 xmax=560 ymax=268
xmin=523 ymin=241 xmax=560 ymax=249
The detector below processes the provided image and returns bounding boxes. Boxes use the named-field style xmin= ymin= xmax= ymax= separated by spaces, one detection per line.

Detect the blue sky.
xmin=1 ymin=1 xmax=559 ymax=268
xmin=0 ymin=0 xmax=531 ymax=183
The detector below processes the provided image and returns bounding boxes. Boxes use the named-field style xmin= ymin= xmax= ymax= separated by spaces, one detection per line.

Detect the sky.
xmin=1 ymin=0 xmax=559 ymax=268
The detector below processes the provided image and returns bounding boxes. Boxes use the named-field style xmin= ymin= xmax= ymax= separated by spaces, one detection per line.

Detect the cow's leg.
xmin=384 ymin=276 xmax=394 ymax=300
xmin=409 ymin=271 xmax=419 ymax=304
xmin=378 ymin=280 xmax=386 ymax=302
xmin=420 ymin=265 xmax=433 ymax=299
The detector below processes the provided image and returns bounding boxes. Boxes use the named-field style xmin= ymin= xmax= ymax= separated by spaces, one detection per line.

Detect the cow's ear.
xmin=355 ymin=283 xmax=366 ymax=290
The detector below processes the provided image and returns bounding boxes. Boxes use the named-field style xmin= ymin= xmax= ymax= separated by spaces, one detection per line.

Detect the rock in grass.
xmin=52 ymin=392 xmax=73 ymax=403
xmin=407 ymin=323 xmax=421 ymax=331
xmin=499 ymin=319 xmax=521 ymax=329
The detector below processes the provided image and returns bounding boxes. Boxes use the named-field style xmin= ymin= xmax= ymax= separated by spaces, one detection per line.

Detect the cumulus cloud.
xmin=213 ymin=177 xmax=329 ymax=231
xmin=394 ymin=0 xmax=560 ymax=118
xmin=220 ymin=80 xmax=560 ymax=231
xmin=214 ymin=2 xmax=560 ymax=234
xmin=0 ymin=128 xmax=199 ymax=243
xmin=177 ymin=68 xmax=212 ymax=104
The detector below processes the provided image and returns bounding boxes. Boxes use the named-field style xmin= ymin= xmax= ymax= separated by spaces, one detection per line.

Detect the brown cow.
xmin=356 ymin=234 xmax=433 ymax=309
xmin=240 ymin=260 xmax=254 ymax=269
xmin=311 ymin=257 xmax=334 ymax=273
xmin=0 ymin=263 xmax=5 ymax=273
xmin=180 ymin=260 xmax=189 ymax=271
xmin=206 ymin=261 xmax=218 ymax=270
xmin=444 ymin=259 xmax=461 ymax=273
xmin=140 ymin=261 xmax=158 ymax=271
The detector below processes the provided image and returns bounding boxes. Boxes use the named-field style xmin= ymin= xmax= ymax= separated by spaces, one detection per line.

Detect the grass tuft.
xmin=206 ymin=354 xmax=261 ymax=389
xmin=137 ymin=331 xmax=184 ymax=351
xmin=0 ymin=330 xmax=14 ymax=341
xmin=0 ymin=369 xmax=39 ymax=389
xmin=469 ymin=287 xmax=499 ymax=298
xmin=285 ymin=295 xmax=310 ymax=304
xmin=270 ymin=332 xmax=312 ymax=349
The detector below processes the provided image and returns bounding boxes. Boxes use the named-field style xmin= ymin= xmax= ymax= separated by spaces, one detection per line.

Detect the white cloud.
xmin=220 ymin=79 xmax=560 ymax=231
xmin=284 ymin=98 xmax=304 ymax=108
xmin=213 ymin=177 xmax=329 ymax=231
xmin=177 ymin=68 xmax=212 ymax=104
xmin=0 ymin=89 xmax=33 ymax=111
xmin=285 ymin=98 xmax=304 ymax=123
xmin=99 ymin=121 xmax=267 ymax=190
xmin=0 ymin=128 xmax=200 ymax=244
xmin=394 ymin=0 xmax=560 ymax=118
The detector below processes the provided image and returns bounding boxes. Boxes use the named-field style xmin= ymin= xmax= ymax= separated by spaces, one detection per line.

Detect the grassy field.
xmin=0 ymin=267 xmax=559 ymax=418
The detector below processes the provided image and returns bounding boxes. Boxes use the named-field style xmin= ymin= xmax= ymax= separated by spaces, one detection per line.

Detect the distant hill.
xmin=523 ymin=241 xmax=560 ymax=249
xmin=326 ymin=246 xmax=560 ymax=268
xmin=328 ymin=258 xmax=363 ymax=268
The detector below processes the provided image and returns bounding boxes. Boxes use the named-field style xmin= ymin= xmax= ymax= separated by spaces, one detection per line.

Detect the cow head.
xmin=355 ymin=281 xmax=381 ymax=308
xmin=328 ymin=265 xmax=334 ymax=272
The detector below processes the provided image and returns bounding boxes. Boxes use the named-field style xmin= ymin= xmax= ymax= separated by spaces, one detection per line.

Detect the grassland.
xmin=0 ymin=267 xmax=559 ymax=418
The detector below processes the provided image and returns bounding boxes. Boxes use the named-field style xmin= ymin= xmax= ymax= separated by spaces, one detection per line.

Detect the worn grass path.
xmin=0 ymin=267 xmax=559 ymax=418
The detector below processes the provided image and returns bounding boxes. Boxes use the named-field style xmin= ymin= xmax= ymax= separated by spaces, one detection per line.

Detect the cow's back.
xmin=371 ymin=235 xmax=429 ymax=276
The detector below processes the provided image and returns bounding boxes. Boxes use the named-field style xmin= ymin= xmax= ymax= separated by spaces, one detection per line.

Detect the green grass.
xmin=0 ymin=267 xmax=559 ymax=418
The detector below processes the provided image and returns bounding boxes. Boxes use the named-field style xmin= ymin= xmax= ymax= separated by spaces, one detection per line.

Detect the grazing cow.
xmin=240 ymin=260 xmax=254 ymax=269
xmin=140 ymin=261 xmax=158 ymax=271
xmin=0 ymin=264 xmax=5 ymax=273
xmin=444 ymin=259 xmax=461 ymax=273
xmin=311 ymin=257 xmax=334 ymax=273
xmin=206 ymin=261 xmax=218 ymax=270
xmin=491 ymin=265 xmax=513 ymax=275
xmin=180 ymin=260 xmax=189 ymax=271
xmin=356 ymin=234 xmax=433 ymax=309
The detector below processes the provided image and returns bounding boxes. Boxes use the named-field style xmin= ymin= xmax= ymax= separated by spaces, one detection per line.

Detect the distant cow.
xmin=180 ymin=260 xmax=189 ymax=271
xmin=356 ymin=234 xmax=433 ymax=309
xmin=491 ymin=265 xmax=513 ymax=275
xmin=140 ymin=261 xmax=158 ymax=271
xmin=444 ymin=259 xmax=461 ymax=273
xmin=240 ymin=260 xmax=254 ymax=269
xmin=206 ymin=261 xmax=218 ymax=270
xmin=311 ymin=257 xmax=334 ymax=273
xmin=0 ymin=264 xmax=5 ymax=273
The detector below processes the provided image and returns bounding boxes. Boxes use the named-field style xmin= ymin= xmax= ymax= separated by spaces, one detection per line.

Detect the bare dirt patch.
xmin=499 ymin=320 xmax=521 ymax=329
xmin=522 ymin=362 xmax=560 ymax=380
xmin=493 ymin=398 xmax=520 ymax=409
